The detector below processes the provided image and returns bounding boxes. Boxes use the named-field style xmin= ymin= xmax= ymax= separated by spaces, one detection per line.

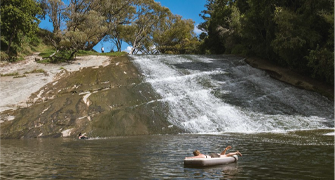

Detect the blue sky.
xmin=38 ymin=0 xmax=207 ymax=53
xmin=156 ymin=0 xmax=206 ymax=33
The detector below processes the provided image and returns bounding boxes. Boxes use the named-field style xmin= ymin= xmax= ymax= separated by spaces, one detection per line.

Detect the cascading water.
xmin=131 ymin=55 xmax=334 ymax=133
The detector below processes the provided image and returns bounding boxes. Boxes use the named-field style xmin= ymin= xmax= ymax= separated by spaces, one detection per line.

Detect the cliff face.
xmin=0 ymin=56 xmax=182 ymax=139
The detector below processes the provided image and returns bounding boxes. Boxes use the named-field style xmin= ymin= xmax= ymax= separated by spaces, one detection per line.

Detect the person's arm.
xmin=220 ymin=146 xmax=232 ymax=155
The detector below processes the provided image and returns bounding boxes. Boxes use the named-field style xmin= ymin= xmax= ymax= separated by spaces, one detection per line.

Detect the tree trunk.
xmin=69 ymin=50 xmax=78 ymax=60
xmin=130 ymin=47 xmax=135 ymax=54
xmin=85 ymin=33 xmax=108 ymax=50
xmin=6 ymin=29 xmax=16 ymax=54
xmin=116 ymin=39 xmax=122 ymax=52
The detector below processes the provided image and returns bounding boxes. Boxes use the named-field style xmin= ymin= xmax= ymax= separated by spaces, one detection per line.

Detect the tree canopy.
xmin=199 ymin=0 xmax=334 ymax=85
xmin=1 ymin=0 xmax=200 ymax=61
xmin=41 ymin=0 xmax=199 ymax=56
xmin=1 ymin=0 xmax=42 ymax=59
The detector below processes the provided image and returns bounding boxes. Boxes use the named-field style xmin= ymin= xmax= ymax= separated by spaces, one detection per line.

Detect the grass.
xmin=1 ymin=69 xmax=46 ymax=78
xmin=1 ymin=72 xmax=19 ymax=77
xmin=2 ymin=29 xmax=127 ymax=64
xmin=0 ymin=72 xmax=27 ymax=78
xmin=24 ymin=69 xmax=46 ymax=74
xmin=37 ymin=50 xmax=128 ymax=64
xmin=13 ymin=75 xmax=26 ymax=78
xmin=39 ymin=49 xmax=56 ymax=59
xmin=76 ymin=50 xmax=128 ymax=57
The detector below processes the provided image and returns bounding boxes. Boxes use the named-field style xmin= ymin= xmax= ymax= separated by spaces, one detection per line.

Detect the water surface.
xmin=1 ymin=130 xmax=333 ymax=179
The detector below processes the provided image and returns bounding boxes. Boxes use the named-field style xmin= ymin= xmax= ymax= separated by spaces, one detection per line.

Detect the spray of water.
xmin=131 ymin=55 xmax=333 ymax=133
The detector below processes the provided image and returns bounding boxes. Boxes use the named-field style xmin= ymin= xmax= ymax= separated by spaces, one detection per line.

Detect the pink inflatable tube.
xmin=184 ymin=155 xmax=238 ymax=167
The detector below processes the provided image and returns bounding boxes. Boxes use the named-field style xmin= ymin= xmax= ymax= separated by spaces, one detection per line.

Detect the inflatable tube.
xmin=184 ymin=155 xmax=238 ymax=167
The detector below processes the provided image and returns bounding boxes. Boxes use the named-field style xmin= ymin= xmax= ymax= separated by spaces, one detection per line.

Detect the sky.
xmin=38 ymin=0 xmax=207 ymax=53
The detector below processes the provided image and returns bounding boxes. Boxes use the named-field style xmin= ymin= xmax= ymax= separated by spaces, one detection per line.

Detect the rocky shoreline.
xmin=245 ymin=57 xmax=334 ymax=101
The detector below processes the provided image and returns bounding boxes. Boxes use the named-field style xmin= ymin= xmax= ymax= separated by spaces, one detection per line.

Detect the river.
xmin=1 ymin=54 xmax=334 ymax=179
xmin=1 ymin=131 xmax=333 ymax=179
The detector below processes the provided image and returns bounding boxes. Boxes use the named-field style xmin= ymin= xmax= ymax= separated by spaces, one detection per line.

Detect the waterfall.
xmin=131 ymin=55 xmax=334 ymax=133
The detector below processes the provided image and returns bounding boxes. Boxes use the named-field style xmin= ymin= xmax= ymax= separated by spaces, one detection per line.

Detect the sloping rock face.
xmin=245 ymin=57 xmax=334 ymax=100
xmin=1 ymin=56 xmax=182 ymax=139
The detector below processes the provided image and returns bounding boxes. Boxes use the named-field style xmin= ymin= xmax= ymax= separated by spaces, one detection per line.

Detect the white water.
xmin=131 ymin=55 xmax=334 ymax=133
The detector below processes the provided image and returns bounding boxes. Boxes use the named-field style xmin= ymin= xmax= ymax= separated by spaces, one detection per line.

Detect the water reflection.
xmin=184 ymin=163 xmax=240 ymax=179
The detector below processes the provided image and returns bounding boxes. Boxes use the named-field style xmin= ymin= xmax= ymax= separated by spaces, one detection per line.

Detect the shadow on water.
xmin=184 ymin=163 xmax=240 ymax=179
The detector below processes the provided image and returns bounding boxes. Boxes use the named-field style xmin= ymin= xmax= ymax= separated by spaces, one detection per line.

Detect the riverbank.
xmin=245 ymin=57 xmax=334 ymax=100
xmin=0 ymin=52 xmax=111 ymax=114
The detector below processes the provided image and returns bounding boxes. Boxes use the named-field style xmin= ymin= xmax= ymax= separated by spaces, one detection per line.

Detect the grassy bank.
xmin=1 ymin=28 xmax=127 ymax=63
xmin=1 ymin=29 xmax=53 ymax=62
xmin=37 ymin=49 xmax=128 ymax=64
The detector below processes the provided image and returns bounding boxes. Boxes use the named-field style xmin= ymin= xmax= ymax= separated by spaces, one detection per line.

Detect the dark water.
xmin=1 ymin=130 xmax=333 ymax=179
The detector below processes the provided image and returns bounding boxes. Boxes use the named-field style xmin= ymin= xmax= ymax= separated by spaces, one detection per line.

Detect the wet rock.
xmin=1 ymin=56 xmax=182 ymax=139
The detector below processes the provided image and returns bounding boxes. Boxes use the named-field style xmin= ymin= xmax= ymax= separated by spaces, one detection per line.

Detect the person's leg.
xmin=225 ymin=151 xmax=242 ymax=157
xmin=220 ymin=146 xmax=232 ymax=155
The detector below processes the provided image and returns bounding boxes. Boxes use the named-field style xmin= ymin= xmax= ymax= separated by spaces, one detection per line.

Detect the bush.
xmin=0 ymin=51 xmax=9 ymax=61
xmin=306 ymin=46 xmax=334 ymax=85
xmin=231 ymin=44 xmax=246 ymax=55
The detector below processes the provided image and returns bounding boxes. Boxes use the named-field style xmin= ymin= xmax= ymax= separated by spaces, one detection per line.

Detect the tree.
xmin=1 ymin=0 xmax=41 ymax=58
xmin=50 ymin=0 xmax=134 ymax=60
xmin=101 ymin=0 xmax=136 ymax=52
xmin=198 ymin=0 xmax=233 ymax=54
xmin=198 ymin=0 xmax=334 ymax=85
xmin=122 ymin=0 xmax=171 ymax=54
xmin=38 ymin=0 xmax=65 ymax=33
xmin=307 ymin=5 xmax=334 ymax=85
xmin=104 ymin=26 xmax=123 ymax=52
xmin=153 ymin=15 xmax=198 ymax=54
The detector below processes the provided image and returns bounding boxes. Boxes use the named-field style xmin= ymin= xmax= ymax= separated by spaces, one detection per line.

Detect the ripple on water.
xmin=1 ymin=133 xmax=333 ymax=179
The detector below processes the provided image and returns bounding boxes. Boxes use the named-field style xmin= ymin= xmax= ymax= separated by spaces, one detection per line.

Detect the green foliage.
xmin=76 ymin=50 xmax=100 ymax=56
xmin=0 ymin=51 xmax=9 ymax=60
xmin=271 ymin=2 xmax=333 ymax=73
xmin=39 ymin=49 xmax=57 ymax=59
xmin=38 ymin=0 xmax=199 ymax=56
xmin=306 ymin=46 xmax=334 ymax=85
xmin=154 ymin=15 xmax=199 ymax=54
xmin=38 ymin=49 xmax=127 ymax=64
xmin=121 ymin=0 xmax=172 ymax=54
xmin=231 ymin=44 xmax=248 ymax=55
xmin=1 ymin=0 xmax=42 ymax=60
xmin=199 ymin=0 xmax=334 ymax=85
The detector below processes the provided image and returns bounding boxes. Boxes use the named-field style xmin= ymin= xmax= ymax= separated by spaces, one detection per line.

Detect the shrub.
xmin=0 ymin=51 xmax=9 ymax=61
xmin=306 ymin=46 xmax=334 ymax=85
